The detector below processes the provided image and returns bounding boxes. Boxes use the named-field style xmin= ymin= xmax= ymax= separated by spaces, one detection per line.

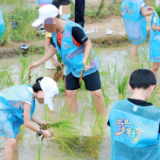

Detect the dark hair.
xmin=52 ymin=0 xmax=70 ymax=9
xmin=129 ymin=69 xmax=156 ymax=89
xmin=32 ymin=77 xmax=44 ymax=93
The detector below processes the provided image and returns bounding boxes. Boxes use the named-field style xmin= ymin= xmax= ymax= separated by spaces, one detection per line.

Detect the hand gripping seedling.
xmin=53 ymin=63 xmax=65 ymax=82
xmin=37 ymin=116 xmax=78 ymax=158
xmin=79 ymin=48 xmax=101 ymax=85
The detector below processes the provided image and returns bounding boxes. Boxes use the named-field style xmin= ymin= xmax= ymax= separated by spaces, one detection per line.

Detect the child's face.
xmin=37 ymin=91 xmax=44 ymax=104
xmin=59 ymin=4 xmax=71 ymax=20
xmin=44 ymin=18 xmax=57 ymax=33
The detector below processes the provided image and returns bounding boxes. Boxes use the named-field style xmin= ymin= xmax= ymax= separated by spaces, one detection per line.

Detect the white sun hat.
xmin=39 ymin=77 xmax=59 ymax=111
xmin=32 ymin=4 xmax=58 ymax=27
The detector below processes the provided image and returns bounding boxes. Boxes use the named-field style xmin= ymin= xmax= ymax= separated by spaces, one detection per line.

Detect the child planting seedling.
xmin=149 ymin=4 xmax=160 ymax=77
xmin=108 ymin=69 xmax=160 ymax=160
xmin=0 ymin=77 xmax=59 ymax=160
xmin=30 ymin=4 xmax=105 ymax=115
xmin=121 ymin=0 xmax=154 ymax=56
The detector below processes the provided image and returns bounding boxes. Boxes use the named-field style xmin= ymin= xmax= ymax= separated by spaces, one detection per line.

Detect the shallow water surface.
xmin=0 ymin=44 xmax=150 ymax=160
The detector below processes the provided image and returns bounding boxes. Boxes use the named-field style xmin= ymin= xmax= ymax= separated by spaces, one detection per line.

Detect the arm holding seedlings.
xmin=32 ymin=115 xmax=49 ymax=126
xmin=83 ymin=40 xmax=92 ymax=70
xmin=141 ymin=6 xmax=154 ymax=17
xmin=45 ymin=37 xmax=61 ymax=67
xmin=23 ymin=102 xmax=52 ymax=138
xmin=30 ymin=46 xmax=58 ymax=71
xmin=152 ymin=22 xmax=160 ymax=31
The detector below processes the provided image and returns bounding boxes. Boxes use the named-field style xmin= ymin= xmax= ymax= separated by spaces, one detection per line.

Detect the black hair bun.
xmin=36 ymin=77 xmax=44 ymax=83
xmin=32 ymin=77 xmax=44 ymax=93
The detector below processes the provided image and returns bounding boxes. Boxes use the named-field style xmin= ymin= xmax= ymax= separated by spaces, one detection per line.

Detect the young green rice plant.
xmin=19 ymin=126 xmax=25 ymax=143
xmin=44 ymin=104 xmax=48 ymax=121
xmin=19 ymin=53 xmax=29 ymax=85
xmin=41 ymin=116 xmax=78 ymax=158
xmin=101 ymin=82 xmax=110 ymax=107
xmin=59 ymin=101 xmax=66 ymax=118
xmin=117 ymin=76 xmax=129 ymax=100
xmin=79 ymin=105 xmax=87 ymax=125
xmin=122 ymin=55 xmax=131 ymax=70
xmin=57 ymin=79 xmax=65 ymax=93
xmin=34 ymin=137 xmax=44 ymax=160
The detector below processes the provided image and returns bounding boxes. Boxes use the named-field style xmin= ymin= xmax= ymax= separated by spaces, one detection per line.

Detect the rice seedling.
xmin=79 ymin=105 xmax=87 ymax=125
xmin=79 ymin=48 xmax=102 ymax=85
xmin=34 ymin=137 xmax=44 ymax=160
xmin=101 ymin=82 xmax=110 ymax=107
xmin=19 ymin=53 xmax=29 ymax=85
xmin=59 ymin=101 xmax=66 ymax=118
xmin=19 ymin=126 xmax=25 ymax=143
xmin=40 ymin=116 xmax=78 ymax=158
xmin=122 ymin=55 xmax=131 ymax=69
xmin=44 ymin=104 xmax=48 ymax=121
xmin=57 ymin=79 xmax=65 ymax=93
xmin=117 ymin=76 xmax=129 ymax=100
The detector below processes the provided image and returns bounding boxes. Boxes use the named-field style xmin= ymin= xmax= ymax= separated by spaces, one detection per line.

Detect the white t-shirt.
xmin=141 ymin=2 xmax=145 ymax=8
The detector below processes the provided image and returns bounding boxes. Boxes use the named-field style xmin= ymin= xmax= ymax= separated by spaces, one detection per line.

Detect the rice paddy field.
xmin=0 ymin=43 xmax=159 ymax=160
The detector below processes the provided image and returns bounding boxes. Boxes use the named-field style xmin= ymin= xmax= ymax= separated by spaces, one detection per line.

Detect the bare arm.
xmin=23 ymin=103 xmax=41 ymax=132
xmin=32 ymin=115 xmax=46 ymax=126
xmin=30 ymin=45 xmax=57 ymax=71
xmin=141 ymin=6 xmax=153 ymax=17
xmin=23 ymin=103 xmax=52 ymax=138
xmin=152 ymin=22 xmax=160 ymax=31
xmin=45 ymin=37 xmax=61 ymax=67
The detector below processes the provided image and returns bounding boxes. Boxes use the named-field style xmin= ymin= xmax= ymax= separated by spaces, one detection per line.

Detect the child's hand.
xmin=147 ymin=6 xmax=154 ymax=11
xmin=83 ymin=57 xmax=90 ymax=70
xmin=30 ymin=61 xmax=41 ymax=71
xmin=42 ymin=130 xmax=52 ymax=138
xmin=51 ymin=59 xmax=61 ymax=67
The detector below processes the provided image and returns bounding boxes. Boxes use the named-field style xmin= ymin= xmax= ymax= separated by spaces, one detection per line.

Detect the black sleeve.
xmin=72 ymin=26 xmax=88 ymax=45
xmin=159 ymin=124 xmax=160 ymax=133
xmin=107 ymin=120 xmax=110 ymax=127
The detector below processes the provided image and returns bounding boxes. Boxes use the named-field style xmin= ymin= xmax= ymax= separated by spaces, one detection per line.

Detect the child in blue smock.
xmin=149 ymin=10 xmax=160 ymax=77
xmin=0 ymin=5 xmax=5 ymax=40
xmin=0 ymin=77 xmax=59 ymax=160
xmin=30 ymin=4 xmax=105 ymax=115
xmin=108 ymin=69 xmax=160 ymax=160
xmin=121 ymin=0 xmax=154 ymax=56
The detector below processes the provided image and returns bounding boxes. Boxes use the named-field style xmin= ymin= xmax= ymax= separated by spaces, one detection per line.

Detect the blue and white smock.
xmin=0 ymin=85 xmax=35 ymax=139
xmin=109 ymin=99 xmax=160 ymax=160
xmin=52 ymin=20 xmax=99 ymax=78
xmin=149 ymin=10 xmax=160 ymax=62
xmin=120 ymin=0 xmax=147 ymax=45
xmin=0 ymin=5 xmax=5 ymax=39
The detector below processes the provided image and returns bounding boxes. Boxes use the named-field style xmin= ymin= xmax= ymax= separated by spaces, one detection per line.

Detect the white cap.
xmin=39 ymin=77 xmax=59 ymax=111
xmin=32 ymin=5 xmax=58 ymax=27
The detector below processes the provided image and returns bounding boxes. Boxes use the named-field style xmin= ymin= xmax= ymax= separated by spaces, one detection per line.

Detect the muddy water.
xmin=0 ymin=45 xmax=135 ymax=160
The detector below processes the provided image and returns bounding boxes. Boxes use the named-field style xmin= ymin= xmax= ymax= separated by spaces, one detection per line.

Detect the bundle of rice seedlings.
xmin=40 ymin=116 xmax=78 ymax=158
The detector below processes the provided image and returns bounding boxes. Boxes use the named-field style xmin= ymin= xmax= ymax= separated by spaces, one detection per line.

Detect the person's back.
xmin=109 ymin=69 xmax=160 ymax=160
